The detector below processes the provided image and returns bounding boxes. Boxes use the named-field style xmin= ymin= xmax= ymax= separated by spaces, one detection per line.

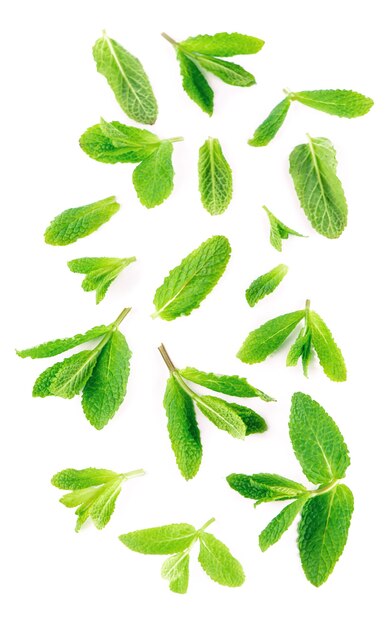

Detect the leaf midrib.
xmin=103 ymin=34 xmax=147 ymax=114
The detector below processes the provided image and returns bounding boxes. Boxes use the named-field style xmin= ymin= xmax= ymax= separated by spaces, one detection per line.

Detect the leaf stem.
xmin=113 ymin=307 xmax=131 ymax=329
xmin=310 ymin=479 xmax=338 ymax=497
xmin=199 ymin=517 xmax=216 ymax=533
xmin=158 ymin=344 xmax=177 ymax=372
xmin=161 ymin=32 xmax=178 ymax=46
xmin=168 ymin=136 xmax=184 ymax=143
xmin=123 ymin=469 xmax=145 ymax=480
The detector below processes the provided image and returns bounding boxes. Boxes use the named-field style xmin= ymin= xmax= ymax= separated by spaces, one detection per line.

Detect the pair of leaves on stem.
xmin=263 ymin=206 xmax=305 ymax=251
xmin=68 ymin=256 xmax=136 ymax=304
xmin=80 ymin=119 xmax=182 ymax=208
xmin=227 ymin=392 xmax=353 ymax=587
xmin=159 ymin=344 xmax=273 ymax=479
xmin=238 ymin=299 xmax=346 ymax=382
xmin=120 ymin=518 xmax=244 ymax=594
xmin=163 ymin=32 xmax=264 ymax=115
xmin=52 ymin=467 xmax=144 ymax=531
xmin=17 ymin=308 xmax=132 ymax=429
xmin=93 ymin=32 xmax=158 ymax=125
xmin=152 ymin=235 xmax=231 ymax=320
xmin=249 ymin=88 xmax=374 ymax=147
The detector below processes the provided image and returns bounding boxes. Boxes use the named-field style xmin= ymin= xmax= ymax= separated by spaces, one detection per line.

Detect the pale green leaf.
xmin=198 ymin=532 xmax=245 ymax=587
xmin=292 ymin=89 xmax=373 ymax=118
xmin=59 ymin=486 xmax=99 ymax=508
xmin=93 ymin=33 xmax=157 ymax=124
xmin=198 ymin=137 xmax=232 ymax=215
xmin=176 ymin=49 xmax=213 ymax=115
xmin=152 ymin=235 xmax=231 ymax=320
xmin=181 ymin=32 xmax=264 ymax=56
xmin=227 ymin=473 xmax=307 ymax=504
xmin=246 ymin=264 xmax=288 ymax=306
xmin=259 ymin=496 xmax=309 ymax=551
xmin=249 ymin=98 xmax=291 ymax=147
xmin=237 ymin=310 xmax=305 ymax=364
xmin=195 ymin=55 xmax=255 ymax=87
xmin=49 ymin=350 xmax=99 ymax=399
xmin=289 ymin=392 xmax=350 ymax=484
xmin=90 ymin=479 xmax=123 ymax=529
xmin=308 ymin=310 xmax=347 ymax=382
xmin=79 ymin=121 xmax=160 ymax=163
xmin=179 ymin=367 xmax=274 ymax=401
xmin=82 ymin=330 xmax=131 ymax=430
xmin=132 ymin=141 xmax=174 ymax=208
xmin=51 ymin=467 xmax=119 ymax=489
xmin=263 ymin=206 xmax=305 ymax=252
xmin=119 ymin=524 xmax=197 ymax=554
xmin=17 ymin=324 xmax=110 ymax=359
xmin=298 ymin=485 xmax=354 ymax=586
xmin=44 ymin=196 xmax=120 ymax=246
xmin=289 ymin=136 xmax=348 ymax=238
xmin=196 ymin=395 xmax=246 ymax=439
xmin=161 ymin=553 xmax=190 ymax=594
xmin=68 ymin=257 xmax=136 ymax=304
xmin=286 ymin=328 xmax=313 ymax=376
xmin=164 ymin=376 xmax=202 ymax=480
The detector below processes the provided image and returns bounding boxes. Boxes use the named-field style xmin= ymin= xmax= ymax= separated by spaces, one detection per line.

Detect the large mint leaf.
xmin=227 ymin=473 xmax=307 ymax=504
xmin=292 ymin=89 xmax=373 ymax=118
xmin=179 ymin=367 xmax=274 ymax=401
xmin=132 ymin=141 xmax=174 ymax=208
xmin=181 ymin=32 xmax=264 ymax=56
xmin=17 ymin=324 xmax=110 ymax=359
xmin=119 ymin=524 xmax=197 ymax=554
xmin=308 ymin=310 xmax=346 ymax=382
xmin=79 ymin=121 xmax=160 ymax=163
xmin=176 ymin=49 xmax=213 ymax=115
xmin=198 ymin=137 xmax=232 ymax=215
xmin=198 ymin=532 xmax=245 ymax=587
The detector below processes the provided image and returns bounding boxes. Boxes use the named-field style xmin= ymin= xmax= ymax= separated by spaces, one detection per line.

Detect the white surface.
xmin=1 ymin=0 xmax=385 ymax=623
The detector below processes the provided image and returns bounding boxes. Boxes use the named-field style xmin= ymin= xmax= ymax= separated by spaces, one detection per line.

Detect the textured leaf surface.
xmin=259 ymin=497 xmax=308 ymax=551
xmin=51 ymin=467 xmax=119 ymax=489
xmin=289 ymin=136 xmax=348 ymax=238
xmin=68 ymin=257 xmax=136 ymax=304
xmin=196 ymin=395 xmax=246 ymax=439
xmin=249 ymin=98 xmax=291 ymax=146
xmin=246 ymin=264 xmax=288 ymax=306
xmin=89 ymin=479 xmax=122 ymax=529
xmin=237 ymin=310 xmax=305 ymax=364
xmin=292 ymin=89 xmax=373 ymax=118
xmin=286 ymin=328 xmax=313 ymax=377
xmin=181 ymin=32 xmax=264 ymax=56
xmin=32 ymin=361 xmax=64 ymax=397
xmin=227 ymin=403 xmax=267 ymax=435
xmin=161 ymin=553 xmax=190 ymax=594
xmin=17 ymin=324 xmax=110 ymax=359
xmin=44 ymin=196 xmax=120 ymax=246
xmin=153 ymin=235 xmax=231 ymax=320
xmin=164 ymin=376 xmax=202 ymax=480
xmin=177 ymin=50 xmax=213 ymax=115
xmin=49 ymin=350 xmax=99 ymax=399
xmin=309 ymin=310 xmax=346 ymax=382
xmin=289 ymin=392 xmax=350 ymax=484
xmin=119 ymin=524 xmax=197 ymax=554
xmin=93 ymin=33 xmax=157 ymax=124
xmin=82 ymin=330 xmax=131 ymax=430
xmin=132 ymin=141 xmax=174 ymax=208
xmin=196 ymin=55 xmax=255 ymax=86
xmin=198 ymin=532 xmax=245 ymax=587
xmin=298 ymin=485 xmax=354 ymax=586
xmin=79 ymin=121 xmax=159 ymax=163
xmin=179 ymin=367 xmax=274 ymax=401
xmin=263 ymin=206 xmax=305 ymax=252
xmin=227 ymin=473 xmax=307 ymax=504
xmin=198 ymin=138 xmax=232 ymax=215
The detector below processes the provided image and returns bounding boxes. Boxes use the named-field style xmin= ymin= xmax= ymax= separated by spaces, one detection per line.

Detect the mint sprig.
xmin=68 ymin=256 xmax=136 ymax=303
xmin=227 ymin=392 xmax=353 ymax=587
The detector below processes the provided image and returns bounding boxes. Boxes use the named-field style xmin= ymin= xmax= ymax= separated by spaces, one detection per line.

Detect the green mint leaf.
xmin=79 ymin=121 xmax=160 ymax=163
xmin=32 ymin=361 xmax=66 ymax=397
xmin=195 ymin=395 xmax=246 ymax=439
xmin=198 ymin=532 xmax=245 ymax=587
xmin=227 ymin=402 xmax=267 ymax=435
xmin=263 ymin=206 xmax=305 ymax=252
xmin=44 ymin=196 xmax=120 ymax=246
xmin=289 ymin=135 xmax=348 ymax=238
xmin=195 ymin=55 xmax=255 ymax=87
xmin=227 ymin=473 xmax=307 ymax=504
xmin=248 ymin=98 xmax=291 ymax=147
xmin=259 ymin=496 xmax=309 ymax=552
xmin=51 ymin=467 xmax=120 ymax=489
xmin=152 ymin=235 xmax=231 ymax=320
xmin=286 ymin=328 xmax=313 ymax=377
xmin=198 ymin=137 xmax=232 ymax=215
xmin=161 ymin=553 xmax=190 ymax=594
xmin=17 ymin=324 xmax=110 ymax=359
xmin=291 ymin=89 xmax=373 ymax=118
xmin=308 ymin=310 xmax=347 ymax=382
xmin=82 ymin=329 xmax=131 ymax=430
xmin=180 ymin=32 xmax=264 ymax=56
xmin=246 ymin=263 xmax=288 ymax=306
xmin=119 ymin=524 xmax=197 ymax=554
xmin=53 ymin=467 xmax=144 ymax=531
xmin=164 ymin=375 xmax=202 ymax=480
xmin=48 ymin=350 xmax=100 ymax=399
xmin=176 ymin=49 xmax=214 ymax=115
xmin=298 ymin=485 xmax=354 ymax=586
xmin=132 ymin=141 xmax=175 ymax=208
xmin=179 ymin=367 xmax=274 ymax=401
xmin=237 ymin=309 xmax=305 ymax=364
xmin=68 ymin=256 xmax=136 ymax=304
xmin=289 ymin=392 xmax=350 ymax=484
xmin=93 ymin=32 xmax=157 ymax=124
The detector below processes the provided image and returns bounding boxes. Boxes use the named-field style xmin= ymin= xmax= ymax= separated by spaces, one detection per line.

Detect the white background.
xmin=1 ymin=0 xmax=385 ymax=623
